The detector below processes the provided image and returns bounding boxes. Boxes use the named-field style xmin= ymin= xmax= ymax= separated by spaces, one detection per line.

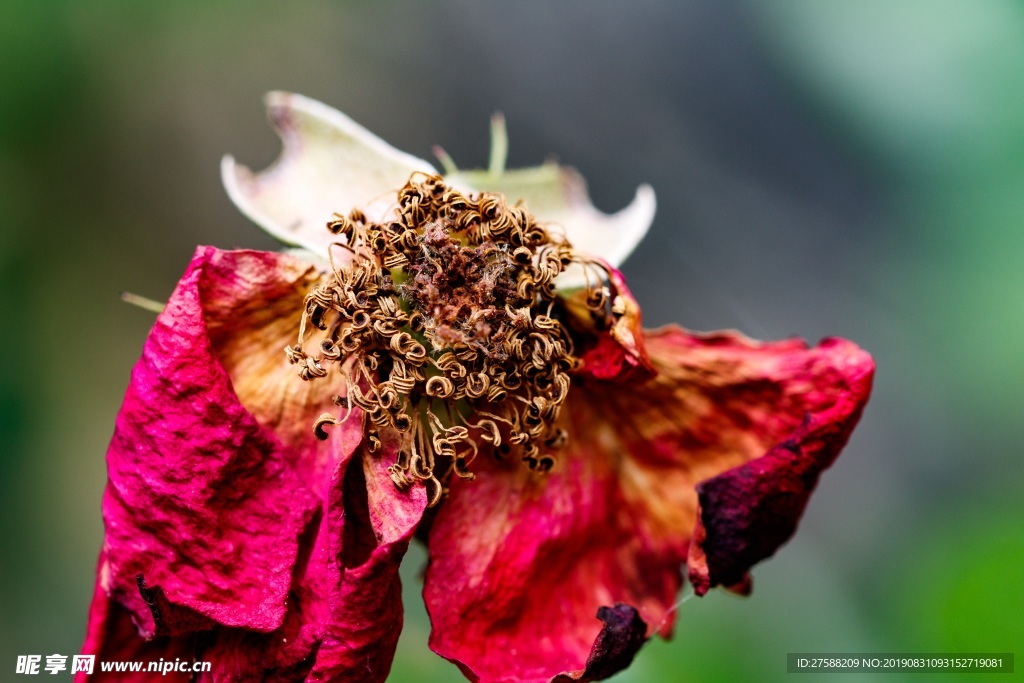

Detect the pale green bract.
xmin=221 ymin=92 xmax=655 ymax=287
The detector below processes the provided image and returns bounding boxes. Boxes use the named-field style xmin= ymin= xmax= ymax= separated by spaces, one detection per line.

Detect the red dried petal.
xmin=306 ymin=446 xmax=427 ymax=682
xmin=424 ymin=325 xmax=872 ymax=682
xmin=423 ymin=394 xmax=680 ymax=682
xmin=82 ymin=248 xmax=427 ymax=681
xmin=684 ymin=339 xmax=874 ymax=594
xmin=76 ymin=553 xmax=195 ymax=682
xmin=100 ymin=248 xmax=322 ymax=636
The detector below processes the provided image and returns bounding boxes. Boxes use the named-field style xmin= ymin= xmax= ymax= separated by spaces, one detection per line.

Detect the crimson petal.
xmin=424 ymin=323 xmax=872 ymax=682
xmin=81 ymin=248 xmax=427 ymax=681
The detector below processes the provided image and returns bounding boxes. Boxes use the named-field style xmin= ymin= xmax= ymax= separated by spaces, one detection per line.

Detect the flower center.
xmin=288 ymin=174 xmax=606 ymax=505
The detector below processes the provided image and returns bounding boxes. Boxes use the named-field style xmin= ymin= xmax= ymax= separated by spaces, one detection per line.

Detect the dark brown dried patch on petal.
xmin=694 ymin=442 xmax=817 ymax=592
xmin=553 ymin=604 xmax=648 ymax=682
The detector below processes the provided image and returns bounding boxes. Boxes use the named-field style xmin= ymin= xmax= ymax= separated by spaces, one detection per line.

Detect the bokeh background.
xmin=2 ymin=1 xmax=1021 ymax=681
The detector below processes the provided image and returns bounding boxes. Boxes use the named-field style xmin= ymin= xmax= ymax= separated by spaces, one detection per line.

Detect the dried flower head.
xmin=80 ymin=93 xmax=873 ymax=683
xmin=288 ymin=174 xmax=629 ymax=505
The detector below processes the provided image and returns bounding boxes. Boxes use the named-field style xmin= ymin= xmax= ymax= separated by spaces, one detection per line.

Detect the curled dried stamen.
xmin=465 ymin=372 xmax=489 ymax=398
xmin=426 ymin=376 xmax=455 ymax=399
xmin=313 ymin=413 xmax=341 ymax=441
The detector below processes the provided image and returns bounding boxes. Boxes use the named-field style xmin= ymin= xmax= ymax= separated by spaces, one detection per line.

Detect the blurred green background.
xmin=1 ymin=1 xmax=1021 ymax=681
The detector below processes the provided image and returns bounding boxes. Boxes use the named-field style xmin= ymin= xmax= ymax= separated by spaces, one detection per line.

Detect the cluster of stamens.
xmin=287 ymin=173 xmax=612 ymax=505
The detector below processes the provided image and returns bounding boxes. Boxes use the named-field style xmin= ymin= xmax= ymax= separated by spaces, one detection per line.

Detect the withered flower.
xmin=81 ymin=93 xmax=873 ymax=683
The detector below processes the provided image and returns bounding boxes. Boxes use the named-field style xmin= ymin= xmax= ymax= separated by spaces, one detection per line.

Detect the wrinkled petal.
xmin=447 ymin=165 xmax=655 ymax=287
xmin=83 ymin=248 xmax=427 ymax=681
xmin=422 ymin=397 xmax=679 ymax=683
xmin=223 ymin=93 xmax=656 ymax=283
xmin=100 ymin=248 xmax=322 ymax=636
xmin=306 ymin=438 xmax=428 ymax=682
xmin=424 ymin=326 xmax=872 ymax=682
xmin=76 ymin=553 xmax=196 ymax=682
xmin=192 ymin=442 xmax=427 ymax=683
xmin=222 ymin=92 xmax=436 ymax=254
xmin=683 ymin=347 xmax=875 ymax=593
xmin=635 ymin=329 xmax=874 ymax=596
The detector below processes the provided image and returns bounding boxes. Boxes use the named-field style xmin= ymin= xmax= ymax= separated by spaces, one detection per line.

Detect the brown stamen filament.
xmin=288 ymin=175 xmax=617 ymax=505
